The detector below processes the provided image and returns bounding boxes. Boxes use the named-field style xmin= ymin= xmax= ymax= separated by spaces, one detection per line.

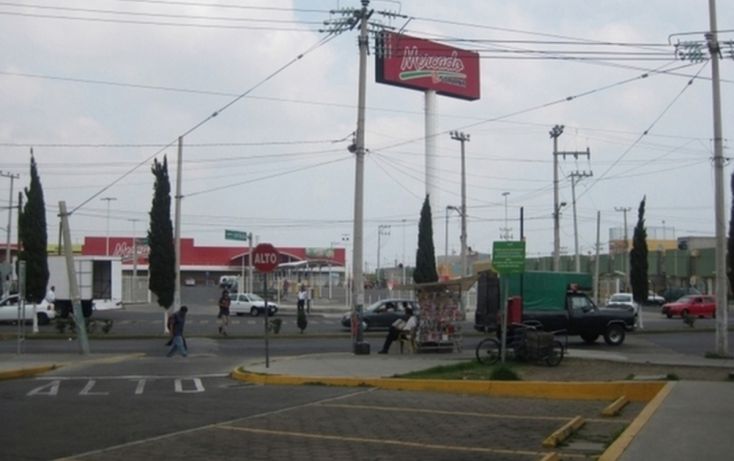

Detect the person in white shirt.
xmin=297 ymin=285 xmax=307 ymax=311
xmin=378 ymin=307 xmax=417 ymax=354
xmin=45 ymin=286 xmax=56 ymax=304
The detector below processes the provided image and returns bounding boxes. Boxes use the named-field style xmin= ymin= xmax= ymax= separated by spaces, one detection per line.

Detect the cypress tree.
xmin=414 ymin=195 xmax=438 ymax=284
xmin=18 ymin=151 xmax=49 ymax=303
xmin=630 ymin=196 xmax=649 ymax=304
xmin=147 ymin=156 xmax=175 ymax=309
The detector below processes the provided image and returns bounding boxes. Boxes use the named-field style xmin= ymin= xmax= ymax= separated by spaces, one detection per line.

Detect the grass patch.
xmin=397 ymin=360 xmax=522 ymax=381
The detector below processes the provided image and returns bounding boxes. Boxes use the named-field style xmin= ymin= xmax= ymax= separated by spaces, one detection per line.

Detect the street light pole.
xmin=450 ymin=131 xmax=470 ymax=277
xmin=101 ymin=197 xmax=117 ymax=256
xmin=550 ymin=125 xmax=563 ymax=271
xmin=501 ymin=192 xmax=511 ymax=240
xmin=376 ymin=224 xmax=390 ymax=285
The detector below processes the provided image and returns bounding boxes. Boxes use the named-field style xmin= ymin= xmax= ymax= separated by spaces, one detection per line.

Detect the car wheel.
xmin=250 ymin=307 xmax=260 ymax=317
xmin=603 ymin=324 xmax=626 ymax=346
xmin=666 ymin=313 xmax=672 ymax=319
xmin=580 ymin=333 xmax=599 ymax=344
xmin=37 ymin=313 xmax=49 ymax=325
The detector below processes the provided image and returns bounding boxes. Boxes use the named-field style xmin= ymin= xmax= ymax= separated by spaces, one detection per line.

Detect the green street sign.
xmin=492 ymin=241 xmax=526 ymax=275
xmin=225 ymin=229 xmax=249 ymax=241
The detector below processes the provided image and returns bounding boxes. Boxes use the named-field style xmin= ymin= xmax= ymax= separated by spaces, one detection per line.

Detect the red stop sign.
xmin=252 ymin=243 xmax=279 ymax=273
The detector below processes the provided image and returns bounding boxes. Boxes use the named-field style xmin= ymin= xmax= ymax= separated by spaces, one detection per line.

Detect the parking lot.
xmin=61 ymin=386 xmax=643 ymax=461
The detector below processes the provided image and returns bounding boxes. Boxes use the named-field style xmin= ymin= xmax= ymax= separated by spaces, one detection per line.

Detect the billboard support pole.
xmin=425 ymin=90 xmax=438 ymax=209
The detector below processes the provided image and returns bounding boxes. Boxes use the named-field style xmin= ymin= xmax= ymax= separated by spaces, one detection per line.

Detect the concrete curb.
xmin=0 ymin=364 xmax=58 ymax=381
xmin=230 ymin=367 xmax=666 ymax=401
xmin=599 ymin=382 xmax=675 ymax=461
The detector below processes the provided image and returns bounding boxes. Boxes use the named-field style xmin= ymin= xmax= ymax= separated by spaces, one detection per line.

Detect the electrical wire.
xmin=70 ymin=32 xmax=341 ymax=214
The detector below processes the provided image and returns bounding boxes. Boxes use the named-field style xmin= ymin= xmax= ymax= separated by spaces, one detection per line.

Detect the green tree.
xmin=630 ymin=196 xmax=649 ymax=304
xmin=147 ymin=156 xmax=175 ymax=309
xmin=414 ymin=195 xmax=438 ymax=284
xmin=728 ymin=173 xmax=734 ymax=295
xmin=18 ymin=151 xmax=49 ymax=303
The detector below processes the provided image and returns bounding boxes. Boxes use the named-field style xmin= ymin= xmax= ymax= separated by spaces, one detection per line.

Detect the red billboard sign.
xmin=376 ymin=32 xmax=480 ymax=101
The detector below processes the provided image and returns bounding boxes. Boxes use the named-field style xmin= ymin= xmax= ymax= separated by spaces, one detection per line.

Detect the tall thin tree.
xmin=18 ymin=150 xmax=48 ymax=304
xmin=630 ymin=196 xmax=649 ymax=305
xmin=414 ymin=195 xmax=438 ymax=284
xmin=147 ymin=156 xmax=175 ymax=310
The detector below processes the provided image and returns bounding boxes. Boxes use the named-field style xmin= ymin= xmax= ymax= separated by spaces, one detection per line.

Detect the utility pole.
xmin=708 ymin=0 xmax=728 ymax=356
xmin=672 ymin=1 xmax=728 ymax=355
xmin=549 ymin=125 xmax=590 ymax=271
xmin=500 ymin=192 xmax=512 ymax=240
xmin=615 ymin=207 xmax=632 ymax=291
xmin=450 ymin=131 xmax=470 ymax=277
xmin=100 ymin=196 xmax=117 ymax=256
xmin=0 ymin=171 xmax=19 ymax=266
xmin=174 ymin=137 xmax=183 ymax=311
xmin=594 ymin=211 xmax=601 ymax=305
xmin=570 ymin=171 xmax=593 ymax=272
xmin=376 ymin=224 xmax=390 ymax=284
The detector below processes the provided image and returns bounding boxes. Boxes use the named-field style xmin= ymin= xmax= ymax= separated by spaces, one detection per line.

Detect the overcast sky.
xmin=1 ymin=0 xmax=733 ymax=270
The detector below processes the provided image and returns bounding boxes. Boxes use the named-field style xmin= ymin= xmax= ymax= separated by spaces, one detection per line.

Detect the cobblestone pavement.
xmin=71 ymin=387 xmax=640 ymax=461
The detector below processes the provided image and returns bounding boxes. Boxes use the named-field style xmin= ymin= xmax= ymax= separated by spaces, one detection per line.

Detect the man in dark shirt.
xmin=166 ymin=305 xmax=189 ymax=357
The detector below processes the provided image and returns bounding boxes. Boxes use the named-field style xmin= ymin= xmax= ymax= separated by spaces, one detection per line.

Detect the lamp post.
xmin=376 ymin=225 xmax=390 ymax=285
xmin=101 ymin=197 xmax=117 ymax=256
xmin=445 ymin=205 xmax=459 ymax=271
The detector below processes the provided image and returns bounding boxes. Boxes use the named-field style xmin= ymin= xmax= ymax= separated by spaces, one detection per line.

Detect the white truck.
xmin=48 ymin=255 xmax=122 ymax=318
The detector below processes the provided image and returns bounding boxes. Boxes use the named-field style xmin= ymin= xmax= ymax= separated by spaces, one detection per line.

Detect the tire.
xmin=36 ymin=313 xmax=50 ymax=325
xmin=475 ymin=338 xmax=500 ymax=365
xmin=603 ymin=324 xmax=626 ymax=346
xmin=666 ymin=313 xmax=672 ymax=319
xmin=250 ymin=307 xmax=260 ymax=317
xmin=545 ymin=340 xmax=564 ymax=366
xmin=580 ymin=333 xmax=599 ymax=344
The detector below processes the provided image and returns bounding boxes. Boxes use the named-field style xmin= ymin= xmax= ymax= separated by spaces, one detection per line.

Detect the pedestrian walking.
xmin=218 ymin=290 xmax=231 ymax=335
xmin=297 ymin=284 xmax=307 ymax=311
xmin=166 ymin=305 xmax=188 ymax=357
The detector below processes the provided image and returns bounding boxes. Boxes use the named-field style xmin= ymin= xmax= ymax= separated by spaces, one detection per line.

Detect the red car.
xmin=661 ymin=295 xmax=716 ymax=319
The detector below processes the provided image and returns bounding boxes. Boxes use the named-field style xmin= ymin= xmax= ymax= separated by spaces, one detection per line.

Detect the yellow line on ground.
xmin=0 ymin=364 xmax=57 ymax=381
xmin=599 ymin=382 xmax=675 ymax=461
xmin=320 ymin=403 xmax=628 ymax=424
xmin=218 ymin=425 xmax=588 ymax=459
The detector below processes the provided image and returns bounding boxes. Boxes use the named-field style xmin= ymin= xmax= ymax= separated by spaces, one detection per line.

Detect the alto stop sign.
xmin=252 ymin=243 xmax=279 ymax=273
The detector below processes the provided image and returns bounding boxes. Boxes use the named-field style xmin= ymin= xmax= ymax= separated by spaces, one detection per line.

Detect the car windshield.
xmin=677 ymin=295 xmax=696 ymax=303
xmin=248 ymin=294 xmax=264 ymax=302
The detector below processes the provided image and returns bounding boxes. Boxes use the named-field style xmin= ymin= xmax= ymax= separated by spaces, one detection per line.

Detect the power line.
xmin=70 ymin=32 xmax=340 ymax=214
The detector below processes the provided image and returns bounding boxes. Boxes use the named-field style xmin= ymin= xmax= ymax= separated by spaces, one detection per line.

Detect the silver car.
xmin=0 ymin=294 xmax=56 ymax=325
xmin=229 ymin=293 xmax=278 ymax=317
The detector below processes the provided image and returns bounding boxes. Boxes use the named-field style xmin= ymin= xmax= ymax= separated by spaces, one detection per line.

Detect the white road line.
xmin=53 ymin=388 xmax=374 ymax=460
xmin=35 ymin=373 xmax=229 ymax=380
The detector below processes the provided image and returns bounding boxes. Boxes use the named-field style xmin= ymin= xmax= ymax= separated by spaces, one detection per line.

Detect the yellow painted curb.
xmin=598 ymin=382 xmax=675 ymax=461
xmin=542 ymin=415 xmax=585 ymax=448
xmin=0 ymin=364 xmax=57 ymax=381
xmin=231 ymin=368 xmax=666 ymax=401
xmin=539 ymin=452 xmax=560 ymax=461
xmin=602 ymin=396 xmax=630 ymax=417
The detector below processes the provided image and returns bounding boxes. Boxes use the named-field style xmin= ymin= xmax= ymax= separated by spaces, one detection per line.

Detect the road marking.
xmin=174 ymin=378 xmax=204 ymax=393
xmin=134 ymin=379 xmax=146 ymax=395
xmin=321 ymin=403 xmax=628 ymax=424
xmin=35 ymin=373 xmax=229 ymax=380
xmin=217 ymin=426 xmax=587 ymax=458
xmin=27 ymin=380 xmax=60 ymax=396
xmin=79 ymin=380 xmax=109 ymax=396
xmin=54 ymin=388 xmax=374 ymax=460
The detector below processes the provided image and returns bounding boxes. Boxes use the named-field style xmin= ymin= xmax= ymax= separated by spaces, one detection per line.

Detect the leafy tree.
xmin=630 ymin=196 xmax=649 ymax=304
xmin=414 ymin=195 xmax=438 ymax=284
xmin=147 ymin=156 xmax=175 ymax=309
xmin=18 ymin=151 xmax=48 ymax=303
xmin=728 ymin=173 xmax=734 ymax=295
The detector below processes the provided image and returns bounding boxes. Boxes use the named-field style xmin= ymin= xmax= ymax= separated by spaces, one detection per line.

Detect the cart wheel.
xmin=475 ymin=338 xmax=500 ymax=365
xmin=545 ymin=340 xmax=564 ymax=367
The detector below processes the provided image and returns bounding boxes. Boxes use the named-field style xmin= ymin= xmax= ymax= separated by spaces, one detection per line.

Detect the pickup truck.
xmin=522 ymin=290 xmax=635 ymax=346
xmin=475 ymin=271 xmax=636 ymax=346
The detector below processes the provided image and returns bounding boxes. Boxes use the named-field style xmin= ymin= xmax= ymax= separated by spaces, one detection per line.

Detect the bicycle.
xmin=475 ymin=322 xmax=565 ymax=367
